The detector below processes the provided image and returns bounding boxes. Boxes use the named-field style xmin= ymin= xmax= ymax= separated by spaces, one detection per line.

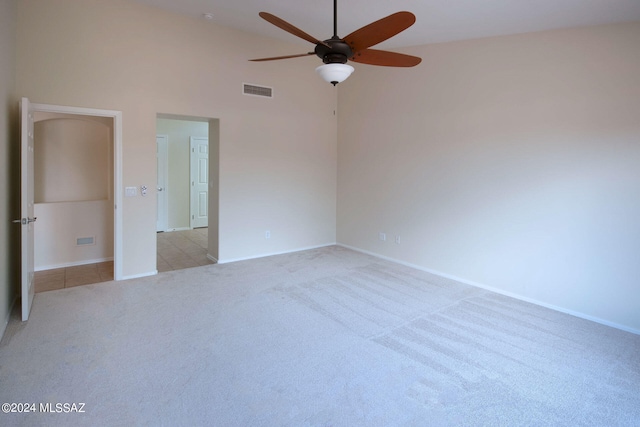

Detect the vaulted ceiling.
xmin=132 ymin=0 xmax=640 ymax=48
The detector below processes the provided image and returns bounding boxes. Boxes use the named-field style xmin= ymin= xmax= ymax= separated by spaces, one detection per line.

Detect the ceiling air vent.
xmin=243 ymin=83 xmax=273 ymax=98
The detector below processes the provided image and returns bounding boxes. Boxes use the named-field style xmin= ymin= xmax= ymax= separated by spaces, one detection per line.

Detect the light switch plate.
xmin=125 ymin=186 xmax=137 ymax=197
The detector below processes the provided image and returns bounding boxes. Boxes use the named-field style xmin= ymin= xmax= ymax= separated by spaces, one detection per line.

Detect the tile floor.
xmin=34 ymin=228 xmax=214 ymax=293
xmin=156 ymin=227 xmax=214 ymax=273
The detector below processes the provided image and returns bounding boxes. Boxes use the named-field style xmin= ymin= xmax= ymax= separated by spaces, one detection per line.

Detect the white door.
xmin=190 ymin=137 xmax=208 ymax=229
xmin=18 ymin=98 xmax=36 ymax=321
xmin=156 ymin=135 xmax=168 ymax=232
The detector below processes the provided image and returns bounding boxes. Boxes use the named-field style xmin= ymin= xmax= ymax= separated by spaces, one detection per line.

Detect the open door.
xmin=190 ymin=136 xmax=209 ymax=229
xmin=18 ymin=97 xmax=36 ymax=321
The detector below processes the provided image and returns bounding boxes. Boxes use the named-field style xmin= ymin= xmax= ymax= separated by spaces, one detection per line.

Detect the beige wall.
xmin=338 ymin=22 xmax=640 ymax=332
xmin=34 ymin=115 xmax=114 ymax=269
xmin=156 ymin=118 xmax=208 ymax=230
xmin=35 ymin=118 xmax=111 ymax=202
xmin=1 ymin=0 xmax=18 ymax=338
xmin=35 ymin=200 xmax=114 ymax=269
xmin=11 ymin=0 xmax=638 ymax=334
xmin=16 ymin=0 xmax=337 ymax=275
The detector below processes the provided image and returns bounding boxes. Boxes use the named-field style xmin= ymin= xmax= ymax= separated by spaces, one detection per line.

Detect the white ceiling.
xmin=132 ymin=0 xmax=640 ymax=49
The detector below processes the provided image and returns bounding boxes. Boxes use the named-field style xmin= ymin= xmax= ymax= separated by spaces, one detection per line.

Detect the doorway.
xmin=29 ymin=102 xmax=123 ymax=289
xmin=155 ymin=114 xmax=219 ymax=271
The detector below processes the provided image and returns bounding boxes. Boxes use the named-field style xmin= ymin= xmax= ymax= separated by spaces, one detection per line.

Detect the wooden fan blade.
xmin=350 ymin=49 xmax=422 ymax=67
xmin=250 ymin=52 xmax=315 ymax=62
xmin=259 ymin=12 xmax=329 ymax=48
xmin=343 ymin=11 xmax=416 ymax=52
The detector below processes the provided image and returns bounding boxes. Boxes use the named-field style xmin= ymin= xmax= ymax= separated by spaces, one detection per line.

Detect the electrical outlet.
xmin=265 ymin=230 xmax=271 ymax=239
xmin=379 ymin=232 xmax=386 ymax=242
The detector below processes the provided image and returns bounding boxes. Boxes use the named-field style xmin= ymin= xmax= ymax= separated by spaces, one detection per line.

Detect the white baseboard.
xmin=163 ymin=227 xmax=191 ymax=232
xmin=337 ymin=243 xmax=640 ymax=336
xmin=217 ymin=243 xmax=336 ymax=265
xmin=120 ymin=270 xmax=157 ymax=281
xmin=36 ymin=257 xmax=114 ymax=272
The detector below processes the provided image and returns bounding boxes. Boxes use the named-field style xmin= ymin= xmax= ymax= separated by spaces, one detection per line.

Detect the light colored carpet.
xmin=1 ymin=246 xmax=638 ymax=426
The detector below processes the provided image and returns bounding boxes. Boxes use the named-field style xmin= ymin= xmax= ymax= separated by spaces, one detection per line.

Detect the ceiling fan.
xmin=250 ymin=0 xmax=422 ymax=85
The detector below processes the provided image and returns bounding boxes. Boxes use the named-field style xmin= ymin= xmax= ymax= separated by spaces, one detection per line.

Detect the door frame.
xmin=31 ymin=102 xmax=124 ymax=280
xmin=156 ymin=134 xmax=169 ymax=232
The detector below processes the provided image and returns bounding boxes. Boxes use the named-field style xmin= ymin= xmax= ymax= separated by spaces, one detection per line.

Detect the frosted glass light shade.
xmin=315 ymin=63 xmax=354 ymax=85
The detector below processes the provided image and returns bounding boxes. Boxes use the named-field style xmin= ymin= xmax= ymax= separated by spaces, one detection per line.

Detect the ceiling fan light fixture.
xmin=251 ymin=2 xmax=422 ymax=83
xmin=315 ymin=63 xmax=354 ymax=86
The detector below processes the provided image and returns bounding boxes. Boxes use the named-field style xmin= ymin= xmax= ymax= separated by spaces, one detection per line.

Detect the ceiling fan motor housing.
xmin=315 ymin=37 xmax=354 ymax=64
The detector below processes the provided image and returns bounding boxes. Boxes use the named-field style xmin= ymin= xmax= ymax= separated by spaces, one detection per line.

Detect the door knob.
xmin=157 ymin=187 xmax=163 ymax=191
